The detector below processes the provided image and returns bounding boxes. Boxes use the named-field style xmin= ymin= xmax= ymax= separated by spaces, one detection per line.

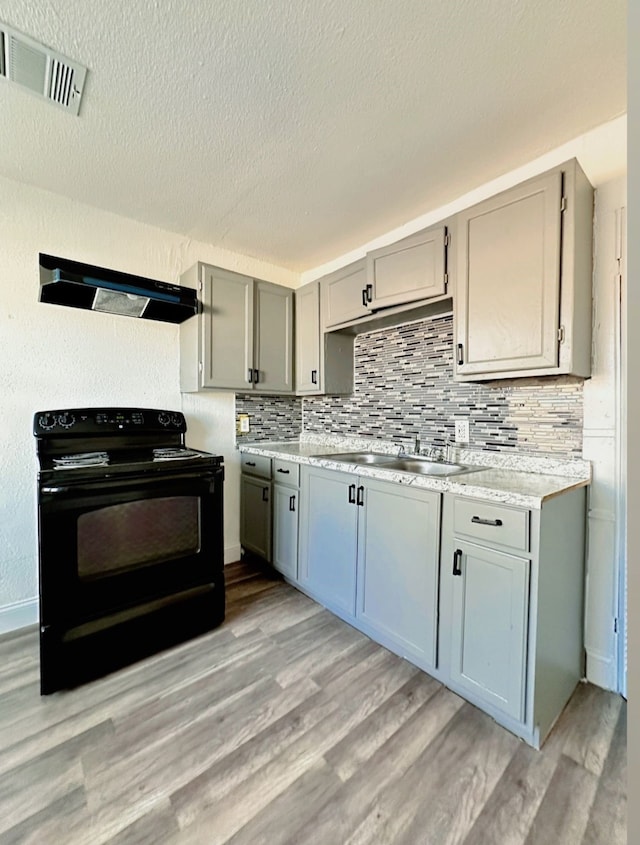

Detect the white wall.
xmin=0 ymin=175 xmax=296 ymax=632
xmin=583 ymin=175 xmax=627 ymax=690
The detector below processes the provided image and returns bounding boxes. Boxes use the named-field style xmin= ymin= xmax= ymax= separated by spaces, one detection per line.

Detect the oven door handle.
xmin=40 ymin=470 xmax=221 ymax=497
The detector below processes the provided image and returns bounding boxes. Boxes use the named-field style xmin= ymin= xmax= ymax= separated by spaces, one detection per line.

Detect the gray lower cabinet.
xmin=272 ymin=459 xmax=300 ymax=580
xmin=299 ymin=466 xmax=441 ymax=667
xmin=440 ymin=490 xmax=586 ymax=747
xmin=298 ymin=467 xmax=359 ymax=616
xmin=449 ymin=540 xmax=529 ymax=721
xmin=356 ymin=479 xmax=440 ymax=670
xmin=240 ymin=454 xmax=272 ymax=561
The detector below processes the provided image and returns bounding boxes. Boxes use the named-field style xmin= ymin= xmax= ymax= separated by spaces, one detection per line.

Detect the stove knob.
xmin=158 ymin=412 xmax=171 ymax=426
xmin=57 ymin=413 xmax=76 ymax=429
xmin=38 ymin=413 xmax=57 ymax=431
xmin=170 ymin=413 xmax=182 ymax=427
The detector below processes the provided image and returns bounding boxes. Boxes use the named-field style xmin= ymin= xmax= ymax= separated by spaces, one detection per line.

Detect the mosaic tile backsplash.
xmin=236 ymin=394 xmax=302 ymax=443
xmin=236 ymin=314 xmax=584 ymax=456
xmin=303 ymin=314 xmax=584 ymax=456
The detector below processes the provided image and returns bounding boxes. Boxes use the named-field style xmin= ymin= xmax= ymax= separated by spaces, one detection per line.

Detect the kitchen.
xmin=0 ymin=1 xmax=630 ymax=842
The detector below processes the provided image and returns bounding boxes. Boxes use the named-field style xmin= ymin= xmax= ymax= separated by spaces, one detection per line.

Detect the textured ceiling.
xmin=0 ymin=0 xmax=627 ymax=272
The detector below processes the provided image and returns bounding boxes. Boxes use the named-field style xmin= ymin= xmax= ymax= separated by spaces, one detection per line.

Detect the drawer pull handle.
xmin=457 ymin=343 xmax=464 ymax=366
xmin=362 ymin=288 xmax=368 ymax=307
xmin=311 ymin=369 xmax=318 ymax=385
xmin=365 ymin=284 xmax=373 ymax=304
xmin=262 ymin=487 xmax=269 ymax=502
xmin=289 ymin=495 xmax=296 ymax=512
xmin=356 ymin=485 xmax=365 ymax=507
xmin=348 ymin=484 xmax=356 ymax=504
xmin=276 ymin=468 xmax=290 ymax=474
xmin=471 ymin=516 xmax=503 ymax=527
xmin=253 ymin=368 xmax=260 ymax=384
xmin=247 ymin=368 xmax=253 ymax=383
xmin=453 ymin=548 xmax=463 ymax=576
xmin=245 ymin=461 xmax=256 ymax=467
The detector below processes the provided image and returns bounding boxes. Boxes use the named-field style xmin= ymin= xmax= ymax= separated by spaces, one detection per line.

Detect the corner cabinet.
xmin=295 ymin=281 xmax=354 ymax=395
xmin=454 ymin=158 xmax=593 ymax=381
xmin=179 ymin=263 xmax=293 ymax=393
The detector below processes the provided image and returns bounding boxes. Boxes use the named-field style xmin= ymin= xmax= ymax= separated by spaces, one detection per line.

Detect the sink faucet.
xmin=414 ymin=434 xmax=420 ymax=455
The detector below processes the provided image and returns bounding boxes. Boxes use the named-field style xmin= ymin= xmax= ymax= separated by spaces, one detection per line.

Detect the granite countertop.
xmin=237 ymin=437 xmax=591 ymax=510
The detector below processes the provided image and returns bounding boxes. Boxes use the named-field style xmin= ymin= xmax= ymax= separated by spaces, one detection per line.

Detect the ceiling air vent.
xmin=0 ymin=21 xmax=87 ymax=115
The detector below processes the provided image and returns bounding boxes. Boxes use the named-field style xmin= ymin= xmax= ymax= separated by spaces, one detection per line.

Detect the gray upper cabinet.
xmin=367 ymin=224 xmax=448 ymax=310
xmin=294 ymin=281 xmax=321 ymax=393
xmin=254 ymin=281 xmax=294 ymax=393
xmin=179 ymin=263 xmax=293 ymax=393
xmin=454 ymin=159 xmax=593 ymax=381
xmin=295 ymin=280 xmax=354 ymax=396
xmin=321 ymin=258 xmax=369 ymax=329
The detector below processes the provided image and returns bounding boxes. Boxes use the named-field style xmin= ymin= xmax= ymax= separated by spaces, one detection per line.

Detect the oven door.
xmin=37 ymin=467 xmax=224 ymax=628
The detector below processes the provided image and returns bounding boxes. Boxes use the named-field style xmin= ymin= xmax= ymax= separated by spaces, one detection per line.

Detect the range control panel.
xmin=33 ymin=408 xmax=186 ymax=436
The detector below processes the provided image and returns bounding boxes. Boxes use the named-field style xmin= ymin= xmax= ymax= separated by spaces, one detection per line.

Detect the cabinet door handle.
xmin=348 ymin=484 xmax=356 ymax=504
xmin=356 ymin=485 xmax=364 ymax=506
xmin=245 ymin=461 xmax=256 ymax=467
xmin=457 ymin=343 xmax=464 ymax=366
xmin=366 ymin=284 xmax=373 ymax=304
xmin=453 ymin=548 xmax=463 ymax=576
xmin=471 ymin=516 xmax=503 ymax=527
xmin=289 ymin=495 xmax=296 ymax=512
xmin=362 ymin=288 xmax=368 ymax=307
xmin=253 ymin=368 xmax=260 ymax=384
xmin=276 ymin=468 xmax=290 ymax=474
xmin=262 ymin=487 xmax=269 ymax=502
xmin=311 ymin=369 xmax=318 ymax=385
xmin=247 ymin=368 xmax=253 ymax=383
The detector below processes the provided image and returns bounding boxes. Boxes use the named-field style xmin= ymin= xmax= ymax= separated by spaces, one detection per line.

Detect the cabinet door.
xmin=240 ymin=475 xmax=272 ymax=562
xmin=456 ymin=171 xmax=562 ymax=376
xmin=449 ymin=541 xmax=529 ymax=721
xmin=322 ymin=259 xmax=369 ymax=328
xmin=367 ymin=225 xmax=447 ymax=310
xmin=357 ymin=481 xmax=441 ymax=669
xmin=295 ymin=282 xmax=321 ymax=393
xmin=254 ymin=281 xmax=294 ymax=393
xmin=202 ymin=266 xmax=254 ymax=390
xmin=298 ymin=467 xmax=358 ymax=617
xmin=272 ymin=484 xmax=299 ymax=580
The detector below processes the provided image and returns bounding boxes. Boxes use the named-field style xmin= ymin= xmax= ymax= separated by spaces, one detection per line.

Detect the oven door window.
xmin=77 ymin=496 xmax=201 ymax=579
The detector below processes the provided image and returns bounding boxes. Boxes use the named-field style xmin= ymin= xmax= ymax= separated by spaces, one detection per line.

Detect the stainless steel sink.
xmin=382 ymin=457 xmax=482 ymax=477
xmin=311 ymin=451 xmax=398 ymax=466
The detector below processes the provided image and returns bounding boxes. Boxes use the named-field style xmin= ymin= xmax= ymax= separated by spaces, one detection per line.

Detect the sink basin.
xmin=382 ymin=458 xmax=482 ymax=477
xmin=311 ymin=451 xmax=398 ymax=466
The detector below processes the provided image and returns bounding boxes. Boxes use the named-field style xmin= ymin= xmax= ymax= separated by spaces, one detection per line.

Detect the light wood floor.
xmin=0 ymin=561 xmax=626 ymax=845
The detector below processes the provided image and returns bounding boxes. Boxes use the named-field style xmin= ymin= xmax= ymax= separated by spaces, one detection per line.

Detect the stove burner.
xmin=53 ymin=451 xmax=109 ymax=469
xmin=152 ymin=448 xmax=202 ymax=462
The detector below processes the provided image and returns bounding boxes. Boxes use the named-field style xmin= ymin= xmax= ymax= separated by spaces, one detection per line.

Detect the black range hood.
xmin=38 ymin=254 xmax=199 ymax=324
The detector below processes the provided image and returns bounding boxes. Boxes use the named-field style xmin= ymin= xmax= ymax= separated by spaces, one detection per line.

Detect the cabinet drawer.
xmin=453 ymin=498 xmax=529 ymax=553
xmin=273 ymin=459 xmax=300 ymax=487
xmin=241 ymin=453 xmax=272 ymax=479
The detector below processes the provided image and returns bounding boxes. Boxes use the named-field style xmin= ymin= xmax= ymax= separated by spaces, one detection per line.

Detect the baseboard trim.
xmin=224 ymin=544 xmax=242 ymax=565
xmin=586 ymin=649 xmax=617 ymax=691
xmin=0 ymin=599 xmax=38 ymax=635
